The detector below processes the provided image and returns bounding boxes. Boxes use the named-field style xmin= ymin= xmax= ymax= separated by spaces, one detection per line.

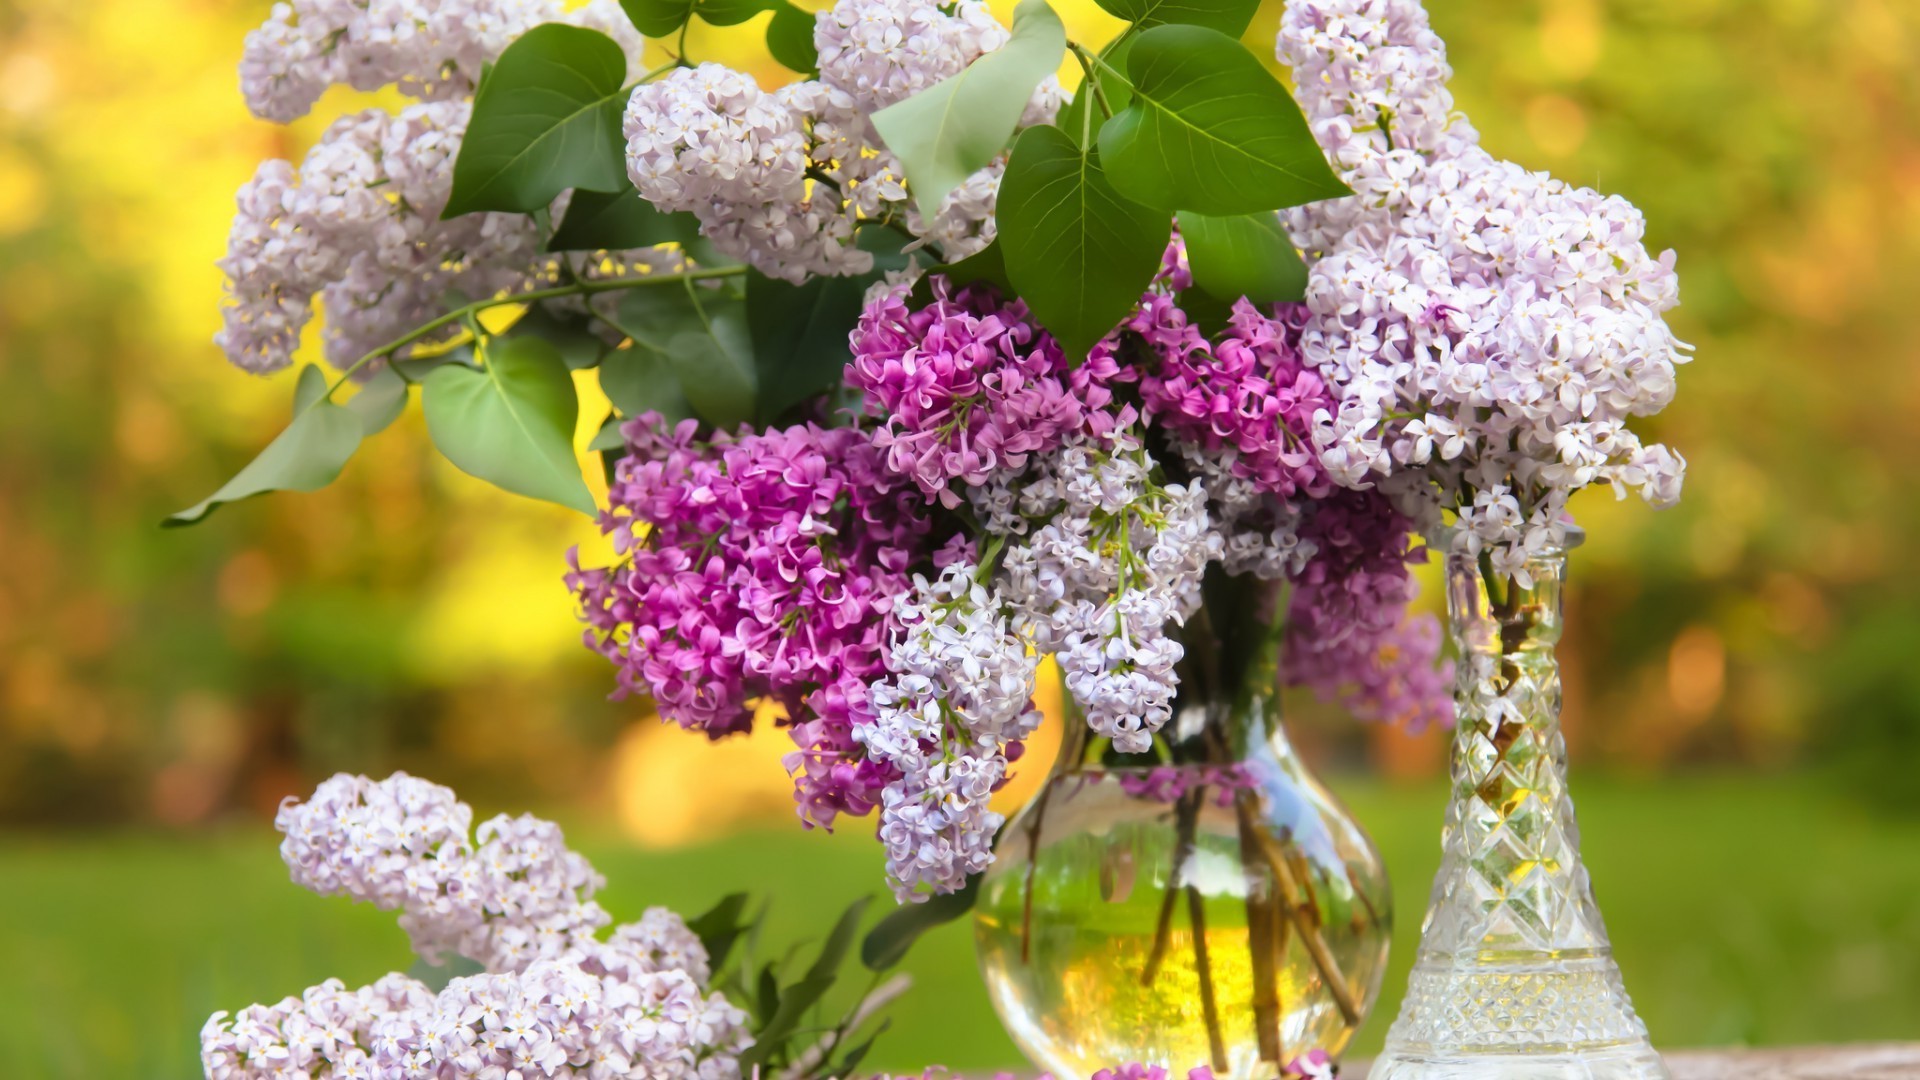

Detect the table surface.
xmin=1348 ymin=1045 xmax=1920 ymax=1078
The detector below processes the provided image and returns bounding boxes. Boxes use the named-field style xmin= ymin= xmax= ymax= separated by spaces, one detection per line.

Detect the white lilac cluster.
xmin=621 ymin=0 xmax=1060 ymax=283
xmin=238 ymin=0 xmax=642 ymax=123
xmin=858 ymin=562 xmax=1043 ymax=901
xmin=1177 ymin=445 xmax=1319 ymax=582
xmin=200 ymin=936 xmax=749 ymax=1080
xmin=1278 ymin=0 xmax=1690 ymax=577
xmin=276 ymin=772 xmax=611 ymax=971
xmin=219 ymin=0 xmax=668 ymax=375
xmin=208 ymin=773 xmax=749 ymax=1080
xmin=993 ymin=439 xmax=1221 ymax=755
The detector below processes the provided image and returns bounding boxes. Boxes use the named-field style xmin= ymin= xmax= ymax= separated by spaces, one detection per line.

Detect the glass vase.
xmin=974 ymin=582 xmax=1391 ymax=1079
xmin=1371 ymin=533 xmax=1667 ymax=1079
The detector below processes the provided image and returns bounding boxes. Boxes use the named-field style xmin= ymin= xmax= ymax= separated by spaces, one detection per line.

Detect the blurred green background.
xmin=1 ymin=0 xmax=1918 ymax=1076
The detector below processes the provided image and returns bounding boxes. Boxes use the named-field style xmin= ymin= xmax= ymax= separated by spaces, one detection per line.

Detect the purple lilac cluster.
xmin=276 ymin=772 xmax=611 ymax=971
xmin=209 ymin=773 xmax=749 ymax=1080
xmin=567 ymin=416 xmax=939 ymax=829
xmin=1132 ymin=294 xmax=1332 ymax=503
xmin=846 ymin=280 xmax=1137 ymax=504
xmin=1283 ymin=490 xmax=1453 ymax=732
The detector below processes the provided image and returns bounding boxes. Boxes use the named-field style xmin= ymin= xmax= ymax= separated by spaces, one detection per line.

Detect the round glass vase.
xmin=973 ymin=586 xmax=1391 ymax=1079
xmin=1371 ymin=532 xmax=1668 ymax=1079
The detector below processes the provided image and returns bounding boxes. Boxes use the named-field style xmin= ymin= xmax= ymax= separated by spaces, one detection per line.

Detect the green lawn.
xmin=3 ymin=774 xmax=1917 ymax=1079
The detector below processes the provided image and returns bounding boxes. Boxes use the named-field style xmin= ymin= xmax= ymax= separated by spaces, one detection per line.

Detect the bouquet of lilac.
xmin=188 ymin=0 xmax=1685 ymax=910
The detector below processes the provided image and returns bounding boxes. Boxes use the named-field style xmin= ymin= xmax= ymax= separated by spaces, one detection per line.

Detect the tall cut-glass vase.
xmin=974 ymin=578 xmax=1392 ymax=1080
xmin=1372 ymin=533 xmax=1667 ymax=1079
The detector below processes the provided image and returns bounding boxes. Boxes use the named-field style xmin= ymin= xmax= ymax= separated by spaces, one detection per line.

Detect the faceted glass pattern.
xmin=1371 ymin=541 xmax=1668 ymax=1080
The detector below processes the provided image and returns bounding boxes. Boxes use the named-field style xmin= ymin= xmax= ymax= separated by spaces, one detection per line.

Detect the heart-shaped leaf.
xmin=1177 ymin=209 xmax=1307 ymax=304
xmin=621 ymin=0 xmax=697 ymax=36
xmin=421 ymin=336 xmax=597 ymax=514
xmin=1097 ymin=24 xmax=1350 ymax=215
xmin=443 ymin=25 xmax=631 ymax=217
xmin=747 ymin=271 xmax=868 ymax=423
xmin=766 ymin=1 xmax=820 ymax=74
xmin=872 ymin=0 xmax=1067 ymax=217
xmin=166 ymin=365 xmax=369 ymax=526
xmin=1091 ymin=0 xmax=1258 ymax=36
xmin=549 ymin=184 xmax=701 ymax=252
xmin=998 ymin=124 xmax=1171 ymax=363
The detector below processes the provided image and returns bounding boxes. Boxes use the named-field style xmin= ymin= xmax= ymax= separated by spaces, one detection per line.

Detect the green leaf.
xmin=746 ymin=271 xmax=865 ymax=423
xmin=804 ymin=896 xmax=872 ymax=985
xmin=345 ymin=365 xmax=409 ymax=435
xmin=872 ymin=0 xmax=1067 ymax=217
xmin=1057 ymin=32 xmax=1135 ymax=148
xmin=612 ymin=286 xmax=704 ymax=354
xmin=997 ymin=124 xmax=1171 ymax=362
xmin=599 ymin=348 xmax=694 ymax=422
xmin=508 ymin=306 xmax=610 ymax=370
xmin=687 ymin=892 xmax=752 ymax=971
xmin=754 ymin=962 xmax=781 ymax=1023
xmin=1091 ymin=0 xmax=1258 ymax=36
xmin=165 ymin=366 xmax=368 ymax=526
xmin=1097 ymin=24 xmax=1350 ymax=216
xmin=860 ymin=872 xmax=981 ymax=971
xmin=667 ymin=303 xmax=758 ymax=428
xmin=832 ymin=1018 xmax=891 ymax=1077
xmin=909 ymin=238 xmax=1012 ymax=308
xmin=590 ymin=413 xmax=627 ymax=453
xmin=766 ymin=0 xmax=820 ymax=74
xmin=611 ymin=284 xmax=757 ymax=426
xmin=1177 ymin=287 xmax=1237 ymax=336
xmin=420 ymin=336 xmax=597 ymax=514
xmin=694 ymin=0 xmax=769 ymax=25
xmin=740 ymin=974 xmax=837 ymax=1066
xmin=443 ymin=25 xmax=631 ymax=217
xmin=1177 ymin=209 xmax=1307 ymax=304
xmin=621 ymin=0 xmax=696 ymax=36
xmin=549 ymin=184 xmax=701 ymax=252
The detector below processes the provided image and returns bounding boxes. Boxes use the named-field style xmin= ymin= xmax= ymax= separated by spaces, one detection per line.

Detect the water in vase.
xmin=976 ymin=768 xmax=1388 ymax=1080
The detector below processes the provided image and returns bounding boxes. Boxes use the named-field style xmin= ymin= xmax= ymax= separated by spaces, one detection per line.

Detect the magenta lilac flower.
xmin=569 ymin=415 xmax=942 ymax=825
xmin=846 ymin=280 xmax=1136 ymax=504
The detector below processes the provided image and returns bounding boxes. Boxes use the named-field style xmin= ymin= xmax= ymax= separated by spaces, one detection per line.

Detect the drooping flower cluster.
xmin=568 ymin=416 xmax=942 ymax=827
xmin=858 ymin=562 xmax=1043 ymax=900
xmin=276 ymin=771 xmax=611 ymax=970
xmin=622 ymin=0 xmax=1061 ymax=282
xmin=1277 ymin=0 xmax=1690 ymax=574
xmin=218 ymin=0 xmax=666 ymax=375
xmin=991 ymin=438 xmax=1219 ymax=753
xmin=846 ymin=282 xmax=1135 ymax=502
xmin=206 ymin=773 xmax=749 ymax=1080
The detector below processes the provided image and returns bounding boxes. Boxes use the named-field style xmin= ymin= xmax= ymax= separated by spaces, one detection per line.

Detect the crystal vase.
xmin=1371 ymin=534 xmax=1667 ymax=1079
xmin=974 ymin=581 xmax=1391 ymax=1079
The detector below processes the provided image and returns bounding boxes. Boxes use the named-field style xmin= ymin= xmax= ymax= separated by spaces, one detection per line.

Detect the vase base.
xmin=1366 ymin=1045 xmax=1670 ymax=1080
